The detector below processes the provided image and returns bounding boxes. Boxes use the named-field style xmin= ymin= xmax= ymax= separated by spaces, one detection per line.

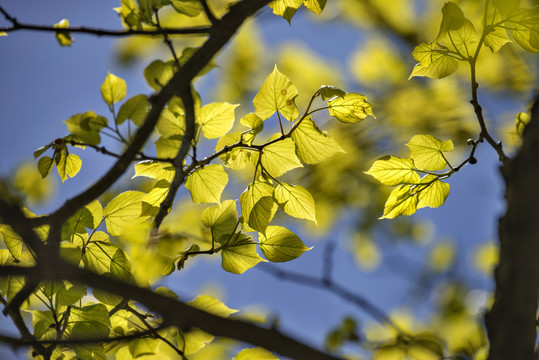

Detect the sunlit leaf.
xmin=185 ymin=164 xmax=228 ymax=204
xmin=198 ymin=102 xmax=239 ymax=139
xmin=364 ymin=156 xmax=420 ymax=186
xmin=240 ymin=113 xmax=264 ymax=134
xmin=260 ymin=137 xmax=303 ymax=177
xmin=201 ymin=200 xmax=238 ymax=243
xmin=291 ymin=117 xmax=345 ymax=164
xmin=273 ymin=183 xmax=317 ymax=223
xmin=170 ymin=0 xmax=203 ymax=17
xmin=380 ymin=185 xmax=418 ymax=219
xmin=327 ymin=93 xmax=375 ymax=123
xmin=234 ymin=347 xmax=279 ymax=360
xmin=406 ymin=134 xmax=453 ymax=171
xmin=56 ymin=152 xmax=82 ymax=182
xmin=303 ymin=0 xmax=326 ymax=16
xmin=188 ymin=295 xmax=239 ymax=317
xmin=221 ymin=234 xmax=266 ymax=274
xmin=129 ymin=337 xmax=160 ymax=358
xmin=253 ymin=65 xmax=299 ymax=121
xmin=53 ymin=19 xmax=73 ymax=47
xmin=259 ymin=226 xmax=311 ymax=262
xmin=156 ymin=107 xmax=185 ymax=138
xmin=133 ymin=160 xmax=175 ymax=182
xmin=0 ymin=225 xmax=24 ymax=260
xmin=484 ymin=24 xmax=511 ymax=52
xmin=318 ymin=85 xmax=346 ymax=100
xmin=144 ymin=59 xmax=175 ymax=91
xmin=268 ymin=0 xmax=302 ymax=24
xmin=515 ymin=111 xmax=530 ymax=136
xmin=37 ymin=156 xmax=53 ymax=178
xmin=64 ymin=111 xmax=108 ymax=145
xmin=103 ymin=191 xmax=146 ymax=236
xmin=155 ymin=136 xmax=181 ymax=158
xmin=100 ymin=73 xmax=127 ymax=106
xmin=216 ymin=132 xmax=252 ymax=170
xmin=116 ymin=94 xmax=150 ymax=126
xmin=70 ymin=304 xmax=111 ymax=339
xmin=409 ymin=44 xmax=459 ymax=79
xmin=178 ymin=328 xmax=214 ymax=355
xmin=417 ymin=175 xmax=450 ymax=209
xmin=240 ymin=181 xmax=277 ymax=233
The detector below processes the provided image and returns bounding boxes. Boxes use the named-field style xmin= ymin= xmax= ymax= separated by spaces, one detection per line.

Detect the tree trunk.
xmin=486 ymin=96 xmax=539 ymax=360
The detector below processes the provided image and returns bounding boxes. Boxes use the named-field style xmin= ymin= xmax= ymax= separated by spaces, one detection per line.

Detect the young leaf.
xmin=64 ymin=111 xmax=108 ymax=145
xmin=198 ymin=102 xmax=239 ymax=139
xmin=0 ymin=225 xmax=24 ymax=260
xmin=273 ymin=183 xmax=317 ymax=223
xmin=484 ymin=25 xmax=511 ymax=53
xmin=72 ymin=343 xmax=107 ymax=360
xmin=409 ymin=44 xmax=459 ymax=79
xmin=188 ymin=295 xmax=239 ymax=317
xmin=201 ymin=200 xmax=238 ymax=243
xmin=235 ymin=347 xmax=279 ymax=360
xmin=240 ymin=113 xmax=264 ymax=134
xmin=364 ymin=156 xmax=420 ymax=186
xmin=221 ymin=234 xmax=266 ymax=274
xmin=515 ymin=111 xmax=531 ymax=137
xmin=303 ymin=0 xmax=326 ymax=16
xmin=240 ymin=181 xmax=277 ymax=233
xmin=156 ymin=107 xmax=185 ymax=138
xmin=116 ymin=94 xmax=149 ymax=126
xmin=62 ymin=200 xmax=103 ymax=239
xmin=83 ymin=236 xmax=117 ymax=274
xmin=100 ymin=73 xmax=127 ymax=106
xmin=144 ymin=59 xmax=175 ymax=91
xmin=512 ymin=15 xmax=539 ymax=53
xmin=261 ymin=137 xmax=303 ymax=177
xmin=56 ymin=152 xmax=82 ymax=182
xmin=177 ymin=328 xmax=214 ymax=355
xmin=259 ymin=226 xmax=311 ymax=262
xmin=155 ymin=136 xmax=181 ymax=158
xmin=380 ymin=185 xmax=418 ymax=219
xmin=37 ymin=156 xmax=53 ymax=178
xmin=319 ymin=85 xmax=346 ymax=100
xmin=216 ymin=132 xmax=252 ymax=170
xmin=253 ymin=65 xmax=299 ymax=121
xmin=268 ymin=0 xmax=303 ymax=24
xmin=53 ymin=19 xmax=73 ymax=47
xmin=291 ymin=117 xmax=345 ymax=164
xmin=128 ymin=338 xmax=160 ymax=358
xmin=185 ymin=164 xmax=228 ymax=204
xmin=327 ymin=93 xmax=375 ymax=123
xmin=417 ymin=175 xmax=450 ymax=209
xmin=170 ymin=0 xmax=203 ymax=17
xmin=133 ymin=160 xmax=175 ymax=182
xmin=141 ymin=180 xmax=170 ymax=217
xmin=405 ymin=134 xmax=453 ymax=171
xmin=103 ymin=191 xmax=146 ymax=236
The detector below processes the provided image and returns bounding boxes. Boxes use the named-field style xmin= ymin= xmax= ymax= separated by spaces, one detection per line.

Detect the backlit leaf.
xmin=155 ymin=136 xmax=181 ymax=158
xmin=103 ymin=191 xmax=146 ymax=236
xmin=133 ymin=160 xmax=175 ymax=182
xmin=319 ymin=85 xmax=346 ymax=100
xmin=177 ymin=328 xmax=214 ymax=355
xmin=0 ymin=225 xmax=24 ymax=260
xmin=53 ymin=19 xmax=73 ymax=47
xmin=515 ymin=111 xmax=530 ymax=136
xmin=70 ymin=304 xmax=111 ymax=339
xmin=484 ymin=25 xmax=511 ymax=52
xmin=198 ymin=102 xmax=239 ymax=139
xmin=216 ymin=132 xmax=252 ymax=170
xmin=156 ymin=107 xmax=185 ymax=138
xmin=64 ymin=111 xmax=108 ymax=145
xmin=261 ymin=137 xmax=303 ymax=177
xmin=406 ymin=134 xmax=453 ymax=171
xmin=234 ymin=347 xmax=279 ymax=360
xmin=417 ymin=175 xmax=450 ymax=209
xmin=273 ymin=183 xmax=317 ymax=223
xmin=259 ymin=226 xmax=311 ymax=262
xmin=144 ymin=59 xmax=175 ymax=91
xmin=116 ymin=94 xmax=149 ymax=126
xmin=188 ymin=295 xmax=239 ymax=317
xmin=170 ymin=0 xmax=203 ymax=17
xmin=185 ymin=164 xmax=228 ymax=204
xmin=364 ymin=156 xmax=420 ymax=186
xmin=303 ymin=0 xmax=326 ymax=15
xmin=268 ymin=0 xmax=302 ymax=24
xmin=129 ymin=338 xmax=160 ymax=358
xmin=100 ymin=73 xmax=127 ymax=106
xmin=56 ymin=152 xmax=82 ymax=182
xmin=381 ymin=185 xmax=418 ymax=219
xmin=240 ymin=181 xmax=277 ymax=233
xmin=221 ymin=234 xmax=266 ymax=274
xmin=291 ymin=117 xmax=345 ymax=164
xmin=253 ymin=65 xmax=299 ymax=121
xmin=37 ymin=156 xmax=53 ymax=178
xmin=409 ymin=45 xmax=459 ymax=79
xmin=327 ymin=93 xmax=374 ymax=123
xmin=201 ymin=200 xmax=238 ymax=243
xmin=83 ymin=235 xmax=117 ymax=274
xmin=240 ymin=113 xmax=264 ymax=134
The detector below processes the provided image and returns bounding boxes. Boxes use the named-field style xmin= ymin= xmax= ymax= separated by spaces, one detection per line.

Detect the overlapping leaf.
xmin=273 ymin=183 xmax=317 ymax=223
xmin=364 ymin=156 xmax=420 ymax=186
xmin=259 ymin=226 xmax=311 ymax=262
xmin=406 ymin=134 xmax=453 ymax=171
xmin=185 ymin=164 xmax=228 ymax=204
xmin=291 ymin=117 xmax=345 ymax=164
xmin=253 ymin=65 xmax=299 ymax=121
xmin=327 ymin=93 xmax=375 ymax=123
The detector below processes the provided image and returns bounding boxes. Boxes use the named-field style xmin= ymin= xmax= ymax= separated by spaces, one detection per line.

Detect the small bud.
xmin=469 ymin=157 xmax=477 ymax=164
xmin=466 ymin=139 xmax=474 ymax=145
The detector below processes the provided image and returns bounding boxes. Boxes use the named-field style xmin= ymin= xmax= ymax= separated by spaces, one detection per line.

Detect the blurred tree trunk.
xmin=486 ymin=95 xmax=539 ymax=360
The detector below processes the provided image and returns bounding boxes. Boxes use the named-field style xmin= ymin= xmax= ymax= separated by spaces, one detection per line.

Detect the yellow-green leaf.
xmin=380 ymin=185 xmax=418 ymax=219
xmin=177 ymin=328 xmax=214 ymax=355
xmin=141 ymin=180 xmax=170 ymax=217
xmin=56 ymin=152 xmax=82 ymax=182
xmin=303 ymin=0 xmax=326 ymax=15
xmin=273 ymin=183 xmax=317 ymax=223
xmin=216 ymin=132 xmax=252 ymax=170
xmin=253 ymin=65 xmax=299 ymax=121
xmin=319 ymin=85 xmax=346 ymax=100
xmin=240 ymin=181 xmax=277 ymax=233
xmin=515 ymin=111 xmax=531 ymax=137
xmin=155 ymin=136 xmax=181 ymax=158
xmin=37 ymin=156 xmax=53 ymax=178
xmin=221 ymin=234 xmax=266 ymax=274
xmin=484 ymin=25 xmax=511 ymax=52
xmin=364 ymin=156 xmax=420 ymax=186
xmin=417 ymin=175 xmax=450 ymax=209
xmin=406 ymin=134 xmax=453 ymax=171
xmin=144 ymin=59 xmax=175 ymax=91
xmin=198 ymin=102 xmax=239 ymax=139
xmin=64 ymin=111 xmax=108 ymax=145
xmin=0 ymin=225 xmax=24 ymax=260
xmin=103 ymin=191 xmax=146 ymax=236
xmin=409 ymin=46 xmax=459 ymax=79
xmin=83 ymin=236 xmax=118 ymax=275
xmin=240 ymin=113 xmax=264 ymax=134
xmin=268 ymin=0 xmax=302 ymax=24
xmin=327 ymin=93 xmax=374 ymax=123
xmin=259 ymin=226 xmax=311 ymax=262
xmin=185 ymin=165 xmax=228 ymax=204
xmin=53 ymin=19 xmax=73 ymax=47
xmin=291 ymin=117 xmax=345 ymax=164
xmin=156 ymin=107 xmax=185 ymax=138
xmin=234 ymin=347 xmax=279 ymax=360
xmin=188 ymin=295 xmax=239 ymax=317
xmin=201 ymin=200 xmax=238 ymax=243
xmin=261 ymin=137 xmax=303 ymax=177
xmin=133 ymin=160 xmax=175 ymax=182
xmin=128 ymin=338 xmax=160 ymax=358
xmin=116 ymin=94 xmax=149 ymax=126
xmin=100 ymin=73 xmax=127 ymax=106
xmin=512 ymin=17 xmax=539 ymax=53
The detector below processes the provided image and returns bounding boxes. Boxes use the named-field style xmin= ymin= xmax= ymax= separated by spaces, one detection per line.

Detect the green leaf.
xmin=240 ymin=181 xmax=277 ymax=233
xmin=103 ymin=191 xmax=146 ymax=236
xmin=484 ymin=24 xmax=511 ymax=52
xmin=53 ymin=19 xmax=73 ymax=47
xmin=198 ymin=102 xmax=239 ymax=139
xmin=187 ymin=295 xmax=239 ymax=317
xmin=57 ymin=282 xmax=86 ymax=306
xmin=327 ymin=93 xmax=375 ymax=123
xmin=116 ymin=94 xmax=150 ymax=126
xmin=216 ymin=132 xmax=252 ymax=170
xmin=515 ymin=111 xmax=531 ymax=136
xmin=273 ymin=183 xmax=317 ymax=223
xmin=240 ymin=113 xmax=264 ymax=134
xmin=364 ymin=156 xmax=420 ymax=186
xmin=234 ymin=347 xmax=279 ymax=360
xmin=83 ymin=236 xmax=117 ymax=274
xmin=114 ymin=0 xmax=142 ymax=30
xmin=56 ymin=152 xmax=82 ymax=182
xmin=259 ymin=226 xmax=311 ymax=262
xmin=253 ymin=65 xmax=299 ymax=121
xmin=100 ymin=73 xmax=127 ymax=106
xmin=141 ymin=180 xmax=170 ymax=217
xmin=319 ymin=85 xmax=346 ymax=100
xmin=409 ymin=43 xmax=459 ymax=79
xmin=437 ymin=2 xmax=466 ymax=36
xmin=291 ymin=117 xmax=345 ymax=164
xmin=493 ymin=0 xmax=521 ymax=16
xmin=268 ymin=0 xmax=303 ymax=23
xmin=201 ymin=200 xmax=238 ymax=243
xmin=177 ymin=328 xmax=214 ymax=355
xmin=34 ymin=144 xmax=52 ymax=159
xmin=64 ymin=111 xmax=108 ymax=145
xmin=185 ymin=164 xmax=228 ymax=204
xmin=156 ymin=107 xmax=185 ymax=138
xmin=380 ymin=185 xmax=418 ymax=219
xmin=417 ymin=175 xmax=450 ymax=209
xmin=129 ymin=337 xmax=160 ymax=358
xmin=512 ymin=13 xmax=539 ymax=53
xmin=133 ymin=160 xmax=175 ymax=182
xmin=70 ymin=304 xmax=111 ymax=339
xmin=221 ymin=234 xmax=266 ymax=274
xmin=303 ymin=0 xmax=326 ymax=15
xmin=72 ymin=343 xmax=106 ymax=360
xmin=0 ymin=225 xmax=24 ymax=260
xmin=110 ymin=248 xmax=134 ymax=282
xmin=170 ymin=0 xmax=203 ymax=17
xmin=261 ymin=137 xmax=303 ymax=177
xmin=37 ymin=156 xmax=53 ymax=178
xmin=144 ymin=59 xmax=175 ymax=90
xmin=62 ymin=200 xmax=103 ymax=239
xmin=405 ymin=134 xmax=453 ymax=171
xmin=155 ymin=136 xmax=181 ymax=158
